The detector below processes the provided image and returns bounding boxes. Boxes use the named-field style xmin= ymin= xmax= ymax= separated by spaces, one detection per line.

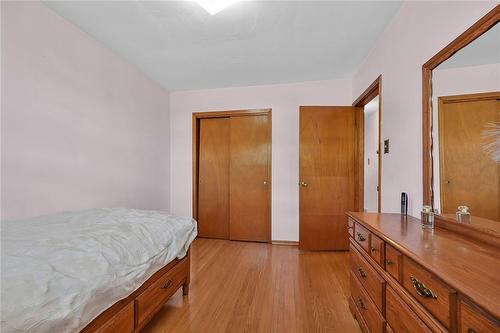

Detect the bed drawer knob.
xmin=162 ymin=280 xmax=173 ymax=289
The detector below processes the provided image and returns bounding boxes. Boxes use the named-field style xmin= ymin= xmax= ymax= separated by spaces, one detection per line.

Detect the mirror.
xmin=429 ymin=21 xmax=499 ymax=232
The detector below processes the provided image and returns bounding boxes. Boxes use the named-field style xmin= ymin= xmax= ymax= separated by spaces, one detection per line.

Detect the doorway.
xmin=353 ymin=76 xmax=382 ymax=213
xmin=192 ymin=109 xmax=272 ymax=242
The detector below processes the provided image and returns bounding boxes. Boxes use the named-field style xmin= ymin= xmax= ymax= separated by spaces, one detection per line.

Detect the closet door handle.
xmin=300 ymin=181 xmax=308 ymax=187
xmin=263 ymin=180 xmax=268 ymax=185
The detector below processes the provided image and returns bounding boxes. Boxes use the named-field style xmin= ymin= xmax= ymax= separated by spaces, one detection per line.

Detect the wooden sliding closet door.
xmin=299 ymin=106 xmax=360 ymax=250
xmin=229 ymin=115 xmax=271 ymax=242
xmin=198 ymin=117 xmax=230 ymax=239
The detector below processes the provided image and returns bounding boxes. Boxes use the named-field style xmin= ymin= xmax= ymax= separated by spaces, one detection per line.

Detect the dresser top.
xmin=347 ymin=212 xmax=500 ymax=319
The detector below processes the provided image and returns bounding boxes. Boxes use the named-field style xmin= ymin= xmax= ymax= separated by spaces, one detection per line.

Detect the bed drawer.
xmin=402 ymin=258 xmax=455 ymax=330
xmin=350 ymin=272 xmax=385 ymax=333
xmin=385 ymin=244 xmax=402 ymax=282
xmin=459 ymin=300 xmax=499 ymax=333
xmin=350 ymin=244 xmax=385 ymax=312
xmin=386 ymin=286 xmax=432 ymax=333
xmin=369 ymin=233 xmax=384 ymax=268
xmin=82 ymin=299 xmax=135 ymax=333
xmin=355 ymin=223 xmax=370 ymax=253
xmin=93 ymin=301 xmax=134 ymax=333
xmin=136 ymin=258 xmax=188 ymax=326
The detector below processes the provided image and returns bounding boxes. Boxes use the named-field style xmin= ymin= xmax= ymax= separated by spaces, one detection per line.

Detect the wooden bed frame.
xmin=80 ymin=249 xmax=190 ymax=333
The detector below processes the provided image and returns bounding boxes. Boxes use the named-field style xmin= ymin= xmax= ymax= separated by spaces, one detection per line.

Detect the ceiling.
xmin=438 ymin=22 xmax=499 ymax=70
xmin=43 ymin=1 xmax=402 ymax=91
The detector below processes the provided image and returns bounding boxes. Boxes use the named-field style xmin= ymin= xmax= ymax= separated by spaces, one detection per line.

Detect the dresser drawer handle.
xmin=467 ymin=329 xmax=477 ymax=333
xmin=162 ymin=280 xmax=173 ymax=289
xmin=357 ymin=298 xmax=367 ymax=310
xmin=358 ymin=267 xmax=367 ymax=278
xmin=385 ymin=259 xmax=392 ymax=265
xmin=356 ymin=233 xmax=366 ymax=242
xmin=371 ymin=246 xmax=378 ymax=252
xmin=410 ymin=276 xmax=437 ymax=299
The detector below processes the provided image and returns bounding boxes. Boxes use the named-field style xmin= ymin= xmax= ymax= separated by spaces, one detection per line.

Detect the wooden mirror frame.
xmin=422 ymin=5 xmax=500 ymax=245
xmin=422 ymin=5 xmax=499 ymax=206
xmin=422 ymin=5 xmax=500 ymax=247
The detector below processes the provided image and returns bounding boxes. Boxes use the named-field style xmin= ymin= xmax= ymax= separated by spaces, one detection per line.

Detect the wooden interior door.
xmin=439 ymin=93 xmax=500 ymax=221
xmin=198 ymin=117 xmax=230 ymax=238
xmin=229 ymin=115 xmax=271 ymax=242
xmin=299 ymin=106 xmax=360 ymax=250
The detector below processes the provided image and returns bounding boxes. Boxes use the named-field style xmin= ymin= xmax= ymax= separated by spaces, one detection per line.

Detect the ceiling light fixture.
xmin=193 ymin=0 xmax=242 ymax=16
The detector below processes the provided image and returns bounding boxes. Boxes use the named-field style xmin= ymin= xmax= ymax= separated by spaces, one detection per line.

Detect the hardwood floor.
xmin=143 ymin=238 xmax=361 ymax=333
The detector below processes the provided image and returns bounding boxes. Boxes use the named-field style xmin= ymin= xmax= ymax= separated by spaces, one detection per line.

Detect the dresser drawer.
xmin=136 ymin=258 xmax=188 ymax=326
xmin=385 ymin=244 xmax=402 ymax=282
xmin=350 ymin=272 xmax=385 ymax=333
xmin=355 ymin=223 xmax=370 ymax=253
xmin=350 ymin=244 xmax=385 ymax=312
xmin=369 ymin=233 xmax=384 ymax=268
xmin=349 ymin=297 xmax=370 ymax=333
xmin=348 ymin=218 xmax=355 ymax=238
xmin=402 ymin=258 xmax=455 ymax=330
xmin=386 ymin=324 xmax=395 ymax=333
xmin=386 ymin=286 xmax=432 ymax=333
xmin=459 ymin=300 xmax=499 ymax=333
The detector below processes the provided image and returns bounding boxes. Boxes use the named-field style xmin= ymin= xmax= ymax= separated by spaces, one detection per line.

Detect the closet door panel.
xmin=198 ymin=117 xmax=230 ymax=239
xmin=229 ymin=115 xmax=270 ymax=242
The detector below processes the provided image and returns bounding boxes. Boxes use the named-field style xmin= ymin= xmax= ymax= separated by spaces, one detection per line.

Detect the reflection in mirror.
xmin=432 ymin=22 xmax=499 ymax=225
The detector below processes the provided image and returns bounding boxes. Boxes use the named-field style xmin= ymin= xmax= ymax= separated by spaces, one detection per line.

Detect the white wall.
xmin=4 ymin=0 xmax=496 ymax=232
xmin=170 ymin=79 xmax=352 ymax=241
xmin=432 ymin=63 xmax=500 ymax=213
xmin=364 ymin=97 xmax=379 ymax=213
xmin=352 ymin=1 xmax=497 ymax=217
xmin=1 ymin=2 xmax=171 ymax=220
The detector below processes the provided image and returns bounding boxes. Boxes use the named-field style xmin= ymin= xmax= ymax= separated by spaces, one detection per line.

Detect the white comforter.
xmin=1 ymin=208 xmax=197 ymax=333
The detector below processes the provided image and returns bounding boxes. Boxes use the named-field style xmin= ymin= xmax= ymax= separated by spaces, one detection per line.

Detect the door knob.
xmin=300 ymin=181 xmax=308 ymax=187
xmin=263 ymin=180 xmax=268 ymax=185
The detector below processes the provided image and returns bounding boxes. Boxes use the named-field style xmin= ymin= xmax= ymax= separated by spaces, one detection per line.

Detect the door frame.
xmin=352 ymin=75 xmax=383 ymax=213
xmin=192 ymin=109 xmax=272 ymax=241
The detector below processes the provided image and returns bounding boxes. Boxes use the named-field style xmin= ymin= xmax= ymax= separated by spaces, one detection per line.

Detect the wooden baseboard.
xmin=271 ymin=240 xmax=299 ymax=246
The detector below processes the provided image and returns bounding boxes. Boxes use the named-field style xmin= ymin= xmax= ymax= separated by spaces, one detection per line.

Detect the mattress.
xmin=1 ymin=208 xmax=197 ymax=333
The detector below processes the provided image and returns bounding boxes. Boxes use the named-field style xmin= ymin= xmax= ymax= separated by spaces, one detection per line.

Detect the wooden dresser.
xmin=347 ymin=212 xmax=500 ymax=333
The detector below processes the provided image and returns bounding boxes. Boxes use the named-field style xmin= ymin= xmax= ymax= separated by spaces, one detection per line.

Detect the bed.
xmin=1 ymin=208 xmax=197 ymax=333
